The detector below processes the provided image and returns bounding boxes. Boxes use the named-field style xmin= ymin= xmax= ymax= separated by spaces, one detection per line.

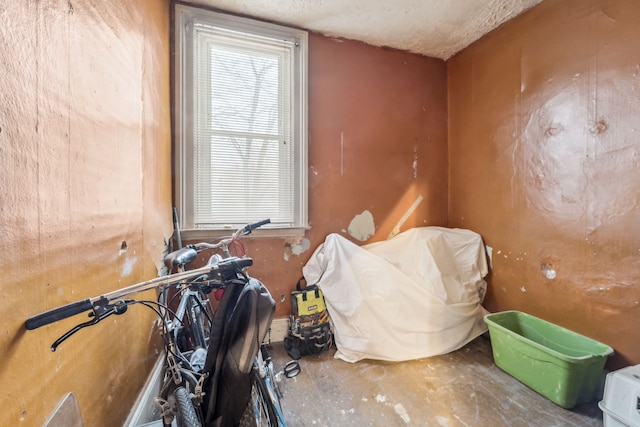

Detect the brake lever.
xmin=50 ymin=300 xmax=132 ymax=352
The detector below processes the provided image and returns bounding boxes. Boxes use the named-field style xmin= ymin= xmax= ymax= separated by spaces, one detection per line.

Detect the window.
xmin=174 ymin=4 xmax=308 ymax=237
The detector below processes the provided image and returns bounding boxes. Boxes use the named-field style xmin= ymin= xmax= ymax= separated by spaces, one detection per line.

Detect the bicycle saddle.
xmin=163 ymin=247 xmax=197 ymax=269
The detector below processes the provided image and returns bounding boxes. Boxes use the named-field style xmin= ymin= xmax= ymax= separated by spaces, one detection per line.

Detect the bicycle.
xmin=155 ymin=245 xmax=222 ymax=426
xmin=185 ymin=220 xmax=300 ymax=426
xmin=25 ymin=219 xmax=298 ymax=427
xmin=25 ymin=252 xmax=242 ymax=426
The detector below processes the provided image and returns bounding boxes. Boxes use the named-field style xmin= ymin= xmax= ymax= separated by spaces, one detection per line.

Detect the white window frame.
xmin=174 ymin=4 xmax=309 ymax=239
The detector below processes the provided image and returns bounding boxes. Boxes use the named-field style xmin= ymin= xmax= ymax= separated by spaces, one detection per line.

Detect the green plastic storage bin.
xmin=484 ymin=311 xmax=614 ymax=408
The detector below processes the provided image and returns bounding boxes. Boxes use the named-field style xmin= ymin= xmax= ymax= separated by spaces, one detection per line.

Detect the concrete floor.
xmin=270 ymin=335 xmax=604 ymax=427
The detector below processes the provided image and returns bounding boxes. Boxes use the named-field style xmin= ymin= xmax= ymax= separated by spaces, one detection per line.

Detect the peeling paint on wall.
xmin=118 ymin=240 xmax=138 ymax=277
xmin=284 ymin=237 xmax=311 ymax=261
xmin=394 ymin=403 xmax=411 ymax=423
xmin=387 ymin=195 xmax=423 ymax=239
xmin=541 ymin=263 xmax=556 ymax=279
xmin=157 ymin=238 xmax=171 ymax=276
xmin=121 ymin=255 xmax=138 ymax=277
xmin=347 ymin=210 xmax=375 ymax=241
xmin=340 ymin=131 xmax=345 ymax=176
xmin=413 ymin=144 xmax=418 ymax=178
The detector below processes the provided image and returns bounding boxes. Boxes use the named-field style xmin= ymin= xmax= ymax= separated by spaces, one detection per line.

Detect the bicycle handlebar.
xmin=241 ymin=218 xmax=271 ymax=235
xmin=25 ymin=299 xmax=94 ymax=330
xmin=188 ymin=218 xmax=271 ymax=253
xmin=25 ymin=256 xmax=253 ymax=331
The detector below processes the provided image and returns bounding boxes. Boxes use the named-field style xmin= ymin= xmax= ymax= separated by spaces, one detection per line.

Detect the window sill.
xmin=178 ymin=226 xmax=310 ymax=242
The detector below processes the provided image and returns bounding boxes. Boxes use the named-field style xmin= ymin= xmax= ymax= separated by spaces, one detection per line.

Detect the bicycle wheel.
xmin=264 ymin=372 xmax=287 ymax=427
xmin=173 ymin=386 xmax=202 ymax=427
xmin=239 ymin=369 xmax=284 ymax=427
xmin=158 ymin=368 xmax=202 ymax=427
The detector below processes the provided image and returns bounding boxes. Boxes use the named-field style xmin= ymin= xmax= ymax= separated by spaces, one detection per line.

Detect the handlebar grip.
xmin=243 ymin=218 xmax=271 ymax=234
xmin=25 ymin=299 xmax=93 ymax=330
xmin=217 ymin=257 xmax=253 ymax=272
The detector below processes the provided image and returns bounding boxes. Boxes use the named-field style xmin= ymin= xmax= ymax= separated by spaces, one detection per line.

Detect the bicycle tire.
xmin=243 ymin=369 xmax=283 ymax=427
xmin=174 ymin=386 xmax=201 ymax=427
xmin=158 ymin=369 xmax=201 ymax=427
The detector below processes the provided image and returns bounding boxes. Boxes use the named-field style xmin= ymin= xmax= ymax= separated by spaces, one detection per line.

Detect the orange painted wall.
xmin=0 ymin=1 xmax=172 ymax=425
xmin=448 ymin=0 xmax=640 ymax=368
xmin=194 ymin=34 xmax=449 ymax=318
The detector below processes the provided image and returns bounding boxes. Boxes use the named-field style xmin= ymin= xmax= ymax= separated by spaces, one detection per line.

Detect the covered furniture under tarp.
xmin=302 ymin=227 xmax=489 ymax=363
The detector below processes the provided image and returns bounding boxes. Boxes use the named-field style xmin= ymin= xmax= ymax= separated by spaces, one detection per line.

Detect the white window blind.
xmin=174 ymin=5 xmax=308 ymax=235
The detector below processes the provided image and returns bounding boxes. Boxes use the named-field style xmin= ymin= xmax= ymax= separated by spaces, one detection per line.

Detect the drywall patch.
xmin=284 ymin=237 xmax=311 ymax=261
xmin=347 ymin=210 xmax=375 ymax=241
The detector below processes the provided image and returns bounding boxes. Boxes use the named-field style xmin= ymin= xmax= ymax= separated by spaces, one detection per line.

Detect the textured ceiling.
xmin=184 ymin=0 xmax=543 ymax=59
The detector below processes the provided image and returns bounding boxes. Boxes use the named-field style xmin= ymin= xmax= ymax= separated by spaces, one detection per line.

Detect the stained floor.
xmin=270 ymin=335 xmax=604 ymax=427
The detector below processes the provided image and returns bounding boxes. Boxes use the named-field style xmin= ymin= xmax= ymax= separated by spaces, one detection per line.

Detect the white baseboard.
xmin=269 ymin=317 xmax=289 ymax=342
xmin=124 ymin=354 xmax=165 ymax=427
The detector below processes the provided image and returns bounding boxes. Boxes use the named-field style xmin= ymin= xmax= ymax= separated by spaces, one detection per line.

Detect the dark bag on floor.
xmin=284 ymin=277 xmax=333 ymax=359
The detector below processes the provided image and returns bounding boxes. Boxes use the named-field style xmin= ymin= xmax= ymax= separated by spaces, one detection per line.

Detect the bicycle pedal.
xmin=283 ymin=360 xmax=301 ymax=378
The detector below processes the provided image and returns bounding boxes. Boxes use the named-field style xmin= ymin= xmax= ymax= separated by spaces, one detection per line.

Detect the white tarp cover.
xmin=302 ymin=227 xmax=489 ymax=363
